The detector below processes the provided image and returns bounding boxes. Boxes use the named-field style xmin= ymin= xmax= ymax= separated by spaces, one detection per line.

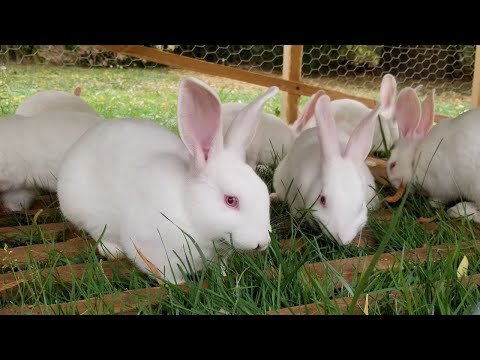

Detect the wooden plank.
xmin=0 ymin=260 xmax=132 ymax=299
xmin=1 ymin=237 xmax=90 ymax=268
xmin=471 ymin=45 xmax=480 ymax=108
xmin=0 ymin=223 xmax=70 ymax=241
xmin=266 ymin=236 xmax=480 ymax=289
xmin=300 ymin=240 xmax=480 ymax=288
xmin=0 ymin=208 xmax=61 ymax=227
xmin=266 ymin=290 xmax=399 ymax=315
xmin=267 ymin=273 xmax=480 ymax=315
xmin=1 ymin=287 xmax=168 ymax=315
xmin=278 ymin=238 xmax=304 ymax=253
xmin=92 ymin=45 xmax=377 ymax=107
xmin=0 ymin=281 xmax=209 ymax=315
xmin=282 ymin=45 xmax=303 ymax=123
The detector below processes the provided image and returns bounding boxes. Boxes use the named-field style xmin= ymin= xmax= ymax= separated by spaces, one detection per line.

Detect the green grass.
xmin=1 ymin=168 xmax=480 ymax=315
xmin=0 ymin=65 xmax=282 ymax=135
xmin=0 ymin=64 xmax=471 ymax=125
xmin=0 ymin=64 xmax=479 ymax=315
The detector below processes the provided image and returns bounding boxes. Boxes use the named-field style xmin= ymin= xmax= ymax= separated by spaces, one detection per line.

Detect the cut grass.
xmin=0 ymin=64 xmax=478 ymax=314
xmin=1 ymin=165 xmax=480 ymax=315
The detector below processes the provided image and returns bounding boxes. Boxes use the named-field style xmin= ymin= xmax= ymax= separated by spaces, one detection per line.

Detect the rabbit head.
xmin=387 ymin=87 xmax=435 ymax=189
xmin=304 ymin=95 xmax=381 ymax=245
xmin=178 ymin=77 xmax=279 ymax=251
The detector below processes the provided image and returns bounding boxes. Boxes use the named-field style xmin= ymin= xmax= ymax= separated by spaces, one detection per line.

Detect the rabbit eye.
xmin=389 ymin=161 xmax=397 ymax=170
xmin=319 ymin=195 xmax=326 ymax=207
xmin=225 ymin=195 xmax=239 ymax=209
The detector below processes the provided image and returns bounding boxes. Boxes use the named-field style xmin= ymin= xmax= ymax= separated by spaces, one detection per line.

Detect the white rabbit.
xmin=386 ymin=86 xmax=480 ymax=223
xmin=221 ymin=90 xmax=325 ymax=169
xmin=302 ymin=74 xmax=399 ymax=154
xmin=0 ymin=111 xmax=101 ymax=211
xmin=272 ymin=95 xmax=382 ymax=246
xmin=57 ymin=77 xmax=278 ymax=284
xmin=15 ymin=88 xmax=100 ymax=117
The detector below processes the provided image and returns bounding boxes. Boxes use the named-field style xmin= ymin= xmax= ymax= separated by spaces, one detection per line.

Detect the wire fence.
xmin=0 ymin=45 xmax=475 ymax=118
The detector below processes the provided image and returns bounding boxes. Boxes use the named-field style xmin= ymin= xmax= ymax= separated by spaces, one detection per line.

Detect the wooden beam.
xmin=0 ymin=281 xmax=209 ymax=315
xmin=282 ymin=46 xmax=303 ymax=123
xmin=266 ymin=290 xmax=399 ymax=315
xmin=267 ymin=273 xmax=480 ymax=315
xmin=0 ymin=237 xmax=90 ymax=269
xmin=471 ymin=45 xmax=480 ymax=108
xmin=92 ymin=45 xmax=376 ymax=107
xmin=0 ymin=222 xmax=69 ymax=235
xmin=0 ymin=260 xmax=132 ymax=300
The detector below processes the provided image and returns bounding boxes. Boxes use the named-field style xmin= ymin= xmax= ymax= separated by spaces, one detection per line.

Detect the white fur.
xmin=16 ymin=90 xmax=100 ymax=117
xmin=222 ymin=103 xmax=294 ymax=168
xmin=221 ymin=91 xmax=325 ymax=169
xmin=0 ymin=111 xmax=101 ymax=211
xmin=222 ymin=75 xmax=398 ymax=170
xmin=302 ymin=74 xmax=399 ymax=153
xmin=387 ymin=87 xmax=480 ymax=223
xmin=57 ymin=77 xmax=278 ymax=284
xmin=272 ymin=95 xmax=381 ymax=246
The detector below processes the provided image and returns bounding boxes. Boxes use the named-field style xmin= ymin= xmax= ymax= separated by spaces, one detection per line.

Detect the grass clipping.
xmin=132 ymin=241 xmax=164 ymax=285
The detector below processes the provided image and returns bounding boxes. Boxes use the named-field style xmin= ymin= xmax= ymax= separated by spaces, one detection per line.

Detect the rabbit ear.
xmin=414 ymin=84 xmax=424 ymax=93
xmin=343 ymin=104 xmax=381 ymax=164
xmin=74 ymin=87 xmax=81 ymax=96
xmin=314 ymin=95 xmax=341 ymax=160
xmin=224 ymin=86 xmax=279 ymax=159
xmin=290 ymin=90 xmax=325 ymax=134
xmin=416 ymin=89 xmax=435 ymax=136
xmin=379 ymin=74 xmax=397 ymax=119
xmin=394 ymin=87 xmax=422 ymax=138
xmin=177 ymin=77 xmax=223 ymax=170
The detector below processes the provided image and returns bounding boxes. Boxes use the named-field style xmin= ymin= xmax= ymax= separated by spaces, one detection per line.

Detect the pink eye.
xmin=389 ymin=161 xmax=397 ymax=170
xmin=320 ymin=195 xmax=326 ymax=207
xmin=225 ymin=195 xmax=239 ymax=209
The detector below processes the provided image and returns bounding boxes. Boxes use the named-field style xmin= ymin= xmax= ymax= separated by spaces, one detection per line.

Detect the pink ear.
xmin=314 ymin=95 xmax=341 ymax=160
xmin=74 ymin=87 xmax=81 ymax=96
xmin=394 ymin=87 xmax=421 ymax=138
xmin=414 ymin=84 xmax=424 ymax=93
xmin=343 ymin=104 xmax=381 ymax=164
xmin=379 ymin=74 xmax=397 ymax=119
xmin=177 ymin=77 xmax=223 ymax=170
xmin=415 ymin=89 xmax=435 ymax=136
xmin=291 ymin=90 xmax=325 ymax=134
xmin=224 ymin=86 xmax=279 ymax=158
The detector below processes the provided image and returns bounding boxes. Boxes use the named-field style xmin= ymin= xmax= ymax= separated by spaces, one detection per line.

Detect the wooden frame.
xmin=93 ymin=45 xmax=451 ymax=122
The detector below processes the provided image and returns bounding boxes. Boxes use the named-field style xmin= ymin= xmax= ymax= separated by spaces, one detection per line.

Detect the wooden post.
xmin=471 ymin=45 xmax=480 ymax=108
xmin=282 ymin=45 xmax=304 ymax=124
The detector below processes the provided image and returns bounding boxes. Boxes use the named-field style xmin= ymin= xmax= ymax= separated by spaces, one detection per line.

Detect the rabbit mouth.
xmin=217 ymin=233 xmax=235 ymax=249
xmin=218 ymin=232 xmax=268 ymax=252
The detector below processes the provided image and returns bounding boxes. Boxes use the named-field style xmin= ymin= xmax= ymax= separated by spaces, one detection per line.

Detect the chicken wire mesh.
xmin=0 ymin=45 xmax=475 ymax=119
